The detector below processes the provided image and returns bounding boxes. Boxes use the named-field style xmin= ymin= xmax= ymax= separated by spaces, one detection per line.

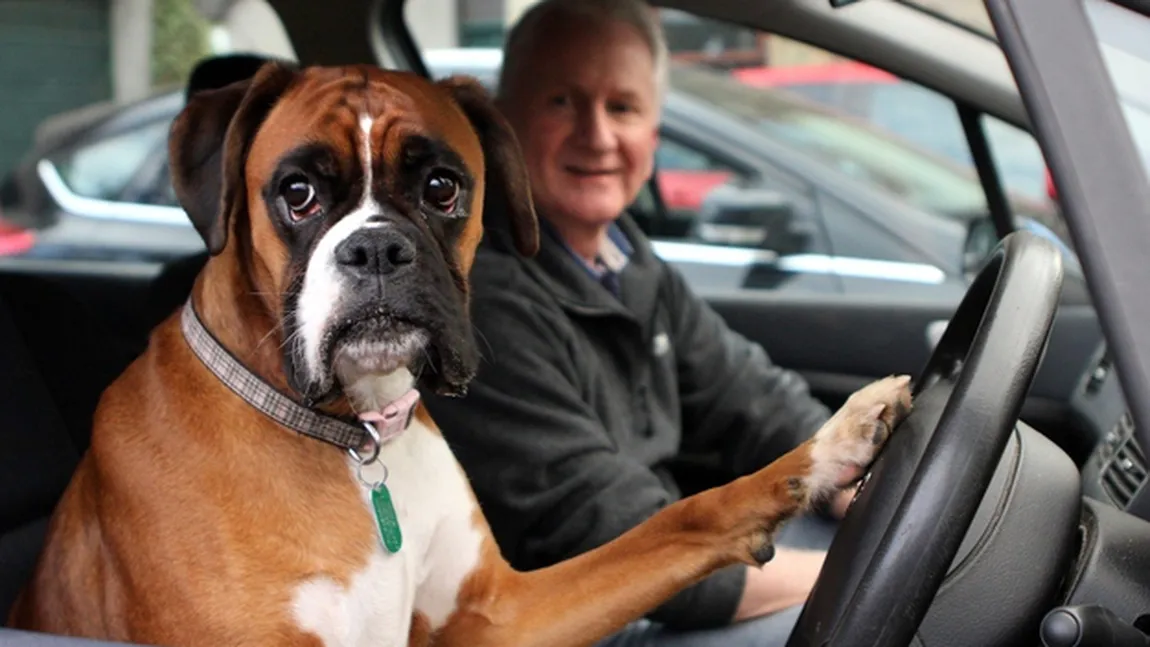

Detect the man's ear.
xmin=168 ymin=61 xmax=298 ymax=255
xmin=436 ymin=75 xmax=539 ymax=257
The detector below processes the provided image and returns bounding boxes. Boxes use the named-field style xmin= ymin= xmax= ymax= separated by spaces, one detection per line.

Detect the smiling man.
xmin=422 ymin=0 xmax=851 ymax=644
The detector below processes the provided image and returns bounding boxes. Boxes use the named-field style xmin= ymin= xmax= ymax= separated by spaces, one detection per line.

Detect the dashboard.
xmin=1076 ymin=346 xmax=1149 ymax=510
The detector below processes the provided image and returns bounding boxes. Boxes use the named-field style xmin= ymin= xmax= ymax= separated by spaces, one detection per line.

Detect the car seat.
xmin=0 ymin=273 xmax=138 ymax=619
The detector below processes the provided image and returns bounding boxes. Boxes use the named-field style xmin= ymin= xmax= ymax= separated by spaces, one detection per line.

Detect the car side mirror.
xmin=692 ymin=185 xmax=810 ymax=254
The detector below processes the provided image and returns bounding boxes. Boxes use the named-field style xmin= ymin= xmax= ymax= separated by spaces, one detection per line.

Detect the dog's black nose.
xmin=335 ymin=228 xmax=416 ymax=277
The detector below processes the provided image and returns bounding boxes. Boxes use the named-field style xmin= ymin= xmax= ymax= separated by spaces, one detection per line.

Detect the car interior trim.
xmin=988 ymin=0 xmax=1150 ymax=518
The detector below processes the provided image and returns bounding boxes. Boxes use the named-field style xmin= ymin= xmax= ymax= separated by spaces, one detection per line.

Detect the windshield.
xmin=668 ymin=64 xmax=1039 ymax=223
xmin=1085 ymin=0 xmax=1150 ymax=180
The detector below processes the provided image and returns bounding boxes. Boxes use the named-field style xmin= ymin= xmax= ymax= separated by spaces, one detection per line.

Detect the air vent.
xmin=1101 ymin=416 xmax=1147 ymax=508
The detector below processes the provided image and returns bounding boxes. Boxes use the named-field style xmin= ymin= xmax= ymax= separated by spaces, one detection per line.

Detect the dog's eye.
xmin=423 ymin=172 xmax=460 ymax=214
xmin=282 ymin=177 xmax=319 ymax=219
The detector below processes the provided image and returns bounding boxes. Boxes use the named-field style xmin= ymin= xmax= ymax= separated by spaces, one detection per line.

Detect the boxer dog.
xmin=8 ymin=61 xmax=913 ymax=647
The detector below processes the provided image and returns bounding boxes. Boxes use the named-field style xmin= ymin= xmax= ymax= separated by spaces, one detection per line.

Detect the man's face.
xmin=502 ymin=18 xmax=660 ymax=231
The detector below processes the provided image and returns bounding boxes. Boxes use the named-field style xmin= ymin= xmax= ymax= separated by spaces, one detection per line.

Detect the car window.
xmin=705 ymin=34 xmax=1074 ymax=269
xmin=647 ymin=129 xmax=832 ymax=254
xmin=646 ymin=136 xmax=743 ymax=239
xmin=656 ymin=61 xmax=972 ymax=275
xmin=734 ymin=61 xmax=1050 ymax=207
xmin=0 ymin=0 xmax=1058 ymax=297
xmin=405 ymin=14 xmax=997 ymax=293
xmin=0 ymin=0 xmax=295 ymax=268
xmin=51 ymin=120 xmax=171 ymax=203
xmin=721 ymin=52 xmax=1017 ymax=217
xmin=656 ymin=137 xmax=735 ymax=173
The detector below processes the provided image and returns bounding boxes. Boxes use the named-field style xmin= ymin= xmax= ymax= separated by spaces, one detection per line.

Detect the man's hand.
xmin=733 ymin=548 xmax=826 ymax=621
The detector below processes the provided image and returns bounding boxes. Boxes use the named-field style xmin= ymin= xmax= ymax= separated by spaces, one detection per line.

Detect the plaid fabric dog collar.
xmin=179 ymin=298 xmax=417 ymax=462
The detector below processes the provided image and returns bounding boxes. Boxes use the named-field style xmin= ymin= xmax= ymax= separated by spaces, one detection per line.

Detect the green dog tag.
xmin=371 ymin=484 xmax=403 ymax=553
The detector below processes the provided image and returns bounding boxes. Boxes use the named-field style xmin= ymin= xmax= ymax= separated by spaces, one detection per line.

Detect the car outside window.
xmin=763 ymin=66 xmax=1051 ymax=206
xmin=51 ymin=120 xmax=171 ymax=203
xmin=0 ymin=0 xmax=294 ymax=269
xmin=645 ymin=131 xmax=830 ymax=257
xmin=654 ymin=29 xmax=1084 ymax=287
xmin=404 ymin=33 xmax=1006 ymax=294
xmin=673 ymin=63 xmax=1021 ymax=226
xmin=0 ymin=0 xmax=1068 ymax=303
xmin=656 ymin=137 xmax=735 ymax=173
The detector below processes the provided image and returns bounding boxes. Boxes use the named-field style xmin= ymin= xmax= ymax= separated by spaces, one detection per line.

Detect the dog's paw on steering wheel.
xmin=809 ymin=375 xmax=913 ymax=495
xmin=727 ymin=375 xmax=912 ymax=568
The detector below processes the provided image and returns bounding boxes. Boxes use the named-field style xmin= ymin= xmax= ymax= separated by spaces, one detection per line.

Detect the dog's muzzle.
xmin=288 ymin=204 xmax=476 ymax=404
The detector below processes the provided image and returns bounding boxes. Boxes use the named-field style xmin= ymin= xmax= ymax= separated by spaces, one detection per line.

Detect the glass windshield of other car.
xmin=669 ymin=64 xmax=1009 ymax=222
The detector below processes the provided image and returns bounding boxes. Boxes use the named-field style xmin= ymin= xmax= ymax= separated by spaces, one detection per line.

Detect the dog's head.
xmin=169 ymin=62 xmax=537 ymax=405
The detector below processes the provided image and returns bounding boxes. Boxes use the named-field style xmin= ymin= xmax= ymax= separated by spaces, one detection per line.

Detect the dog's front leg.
xmin=430 ymin=375 xmax=911 ymax=647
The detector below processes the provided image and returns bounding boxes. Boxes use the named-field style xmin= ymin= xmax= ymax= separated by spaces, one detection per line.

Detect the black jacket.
xmin=423 ymin=213 xmax=831 ymax=629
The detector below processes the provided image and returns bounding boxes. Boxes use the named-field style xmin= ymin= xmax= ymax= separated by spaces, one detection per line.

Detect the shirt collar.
xmin=539 ymin=218 xmax=634 ymax=280
xmin=515 ymin=212 xmax=661 ymax=323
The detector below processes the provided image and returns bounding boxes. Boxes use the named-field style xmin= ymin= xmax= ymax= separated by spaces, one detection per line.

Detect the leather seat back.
xmin=0 ymin=275 xmax=136 ymax=619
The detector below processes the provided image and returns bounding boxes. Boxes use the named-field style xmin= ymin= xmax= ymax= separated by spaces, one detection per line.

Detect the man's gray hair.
xmin=497 ymin=0 xmax=670 ymax=102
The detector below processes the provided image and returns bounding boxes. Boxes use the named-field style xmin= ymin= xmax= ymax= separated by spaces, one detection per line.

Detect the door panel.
xmin=705 ymin=292 xmax=958 ymax=407
xmin=703 ymin=290 xmax=1105 ymax=462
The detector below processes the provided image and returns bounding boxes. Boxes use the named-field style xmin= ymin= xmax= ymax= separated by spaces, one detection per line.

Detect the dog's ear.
xmin=437 ymin=75 xmax=539 ymax=257
xmin=185 ymin=53 xmax=279 ymax=100
xmin=169 ymin=61 xmax=297 ymax=255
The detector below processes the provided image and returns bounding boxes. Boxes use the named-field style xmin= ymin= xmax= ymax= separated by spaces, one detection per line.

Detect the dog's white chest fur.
xmin=290 ymin=419 xmax=482 ymax=647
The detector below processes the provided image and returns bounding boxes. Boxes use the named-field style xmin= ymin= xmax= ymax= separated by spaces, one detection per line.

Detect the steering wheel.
xmin=785 ymin=230 xmax=1065 ymax=647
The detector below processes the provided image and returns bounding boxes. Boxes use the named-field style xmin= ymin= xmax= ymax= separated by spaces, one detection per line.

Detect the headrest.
xmin=185 ymin=53 xmax=281 ymax=100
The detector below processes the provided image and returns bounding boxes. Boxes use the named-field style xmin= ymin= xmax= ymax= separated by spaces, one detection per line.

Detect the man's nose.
xmin=334 ymin=227 xmax=416 ymax=278
xmin=576 ymin=105 xmax=616 ymax=151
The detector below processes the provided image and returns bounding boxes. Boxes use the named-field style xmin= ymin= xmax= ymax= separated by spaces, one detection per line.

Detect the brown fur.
xmin=7 ymin=63 xmax=910 ymax=647
xmin=427 ymin=444 xmax=820 ymax=647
